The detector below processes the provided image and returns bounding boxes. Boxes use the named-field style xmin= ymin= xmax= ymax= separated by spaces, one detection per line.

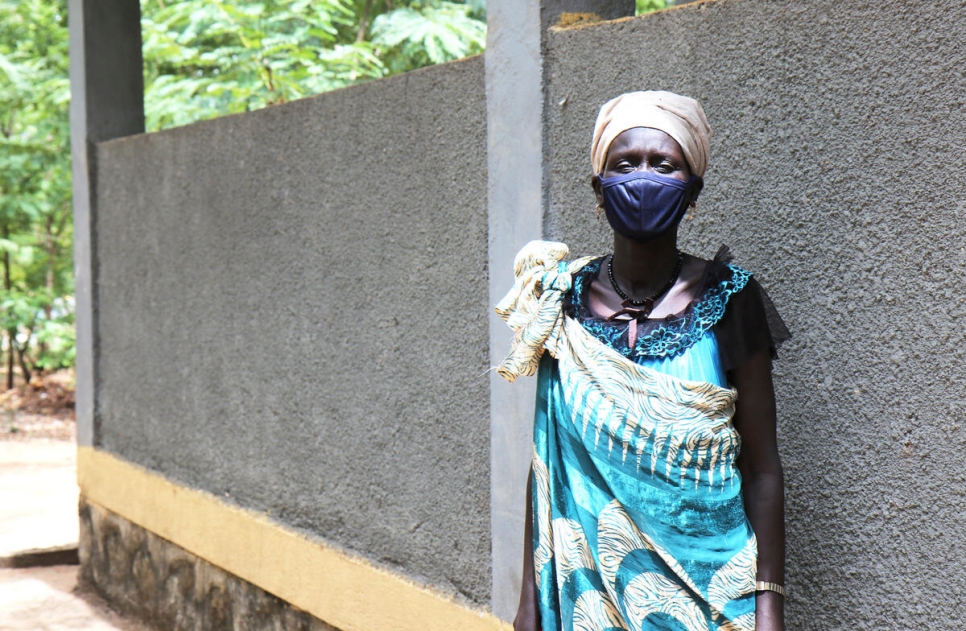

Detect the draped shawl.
xmin=496 ymin=241 xmax=757 ymax=631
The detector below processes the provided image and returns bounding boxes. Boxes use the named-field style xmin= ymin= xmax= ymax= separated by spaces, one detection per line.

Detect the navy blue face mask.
xmin=598 ymin=171 xmax=703 ymax=243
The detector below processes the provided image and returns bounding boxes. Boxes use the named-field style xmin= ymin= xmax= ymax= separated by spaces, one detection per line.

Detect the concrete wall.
xmin=86 ymin=0 xmax=966 ymax=625
xmin=544 ymin=0 xmax=966 ymax=628
xmin=93 ymin=57 xmax=491 ymax=605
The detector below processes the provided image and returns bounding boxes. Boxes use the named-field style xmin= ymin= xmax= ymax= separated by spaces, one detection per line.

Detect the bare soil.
xmin=0 ymin=370 xmax=76 ymax=442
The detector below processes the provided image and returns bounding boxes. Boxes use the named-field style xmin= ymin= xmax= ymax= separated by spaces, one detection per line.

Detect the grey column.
xmin=485 ymin=0 xmax=543 ymax=620
xmin=68 ymin=0 xmax=144 ymax=447
xmin=485 ymin=0 xmax=633 ymax=620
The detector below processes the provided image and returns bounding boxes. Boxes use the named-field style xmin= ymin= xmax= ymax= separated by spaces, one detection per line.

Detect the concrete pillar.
xmin=485 ymin=0 xmax=633 ymax=620
xmin=68 ymin=0 xmax=144 ymax=447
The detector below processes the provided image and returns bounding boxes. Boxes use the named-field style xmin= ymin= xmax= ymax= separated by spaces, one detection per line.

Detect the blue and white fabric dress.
xmin=496 ymin=241 xmax=788 ymax=631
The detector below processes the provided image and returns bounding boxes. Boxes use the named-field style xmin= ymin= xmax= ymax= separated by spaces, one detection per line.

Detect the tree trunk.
xmin=4 ymin=330 xmax=11 ymax=390
xmin=2 ymin=224 xmax=12 ymax=390
xmin=44 ymin=214 xmax=54 ymax=313
xmin=356 ymin=0 xmax=374 ymax=42
xmin=14 ymin=334 xmax=30 ymax=386
xmin=38 ymin=214 xmax=55 ymax=363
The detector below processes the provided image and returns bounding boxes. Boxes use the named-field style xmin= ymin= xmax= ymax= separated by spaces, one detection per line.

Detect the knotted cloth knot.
xmin=494 ymin=241 xmax=594 ymax=382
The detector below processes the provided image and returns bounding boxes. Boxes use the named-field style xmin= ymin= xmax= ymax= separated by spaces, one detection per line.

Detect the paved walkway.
xmin=0 ymin=440 xmax=78 ymax=557
xmin=0 ymin=565 xmax=149 ymax=631
xmin=0 ymin=439 xmax=147 ymax=630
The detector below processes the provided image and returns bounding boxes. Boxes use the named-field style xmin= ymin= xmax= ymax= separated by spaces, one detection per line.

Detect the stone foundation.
xmin=79 ymin=499 xmax=339 ymax=631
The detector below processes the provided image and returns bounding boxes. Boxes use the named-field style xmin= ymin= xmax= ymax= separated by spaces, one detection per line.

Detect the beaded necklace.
xmin=606 ymin=251 xmax=683 ymax=316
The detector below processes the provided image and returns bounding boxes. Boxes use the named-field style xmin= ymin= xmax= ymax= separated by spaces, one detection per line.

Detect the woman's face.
xmin=600 ymin=127 xmax=691 ymax=180
xmin=592 ymin=127 xmax=692 ymax=205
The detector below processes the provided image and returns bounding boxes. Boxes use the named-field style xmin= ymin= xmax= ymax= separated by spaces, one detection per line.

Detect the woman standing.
xmin=497 ymin=91 xmax=789 ymax=631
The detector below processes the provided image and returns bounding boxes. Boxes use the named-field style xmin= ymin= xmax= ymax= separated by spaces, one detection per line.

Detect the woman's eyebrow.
xmin=610 ymin=147 xmax=646 ymax=160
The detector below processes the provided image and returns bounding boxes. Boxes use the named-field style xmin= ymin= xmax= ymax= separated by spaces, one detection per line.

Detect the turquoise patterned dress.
xmin=496 ymin=241 xmax=787 ymax=631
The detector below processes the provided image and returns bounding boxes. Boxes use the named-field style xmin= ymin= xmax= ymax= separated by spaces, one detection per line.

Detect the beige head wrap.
xmin=591 ymin=91 xmax=712 ymax=177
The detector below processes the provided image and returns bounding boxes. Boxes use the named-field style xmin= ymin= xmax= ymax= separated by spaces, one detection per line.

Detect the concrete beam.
xmin=68 ymin=0 xmax=144 ymax=447
xmin=485 ymin=0 xmax=633 ymax=620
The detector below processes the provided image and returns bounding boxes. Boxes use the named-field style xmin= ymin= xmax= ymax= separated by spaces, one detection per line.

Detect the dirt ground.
xmin=0 ymin=369 xmax=77 ymax=442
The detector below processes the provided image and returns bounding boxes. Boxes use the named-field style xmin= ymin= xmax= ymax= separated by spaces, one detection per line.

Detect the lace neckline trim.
xmin=566 ymin=247 xmax=751 ymax=359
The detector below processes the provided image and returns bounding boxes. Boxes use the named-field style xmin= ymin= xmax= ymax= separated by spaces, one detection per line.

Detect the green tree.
xmin=141 ymin=0 xmax=487 ymax=131
xmin=366 ymin=0 xmax=486 ymax=74
xmin=0 ymin=0 xmax=74 ymax=387
xmin=0 ymin=0 xmax=489 ymax=387
xmin=636 ymin=0 xmax=670 ymax=15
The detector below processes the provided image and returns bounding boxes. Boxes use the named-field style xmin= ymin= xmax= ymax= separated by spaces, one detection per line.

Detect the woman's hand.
xmin=755 ymin=591 xmax=785 ymax=631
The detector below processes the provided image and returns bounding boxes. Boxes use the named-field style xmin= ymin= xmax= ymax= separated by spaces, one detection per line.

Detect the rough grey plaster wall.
xmin=545 ymin=0 xmax=966 ymax=628
xmin=94 ymin=57 xmax=491 ymax=605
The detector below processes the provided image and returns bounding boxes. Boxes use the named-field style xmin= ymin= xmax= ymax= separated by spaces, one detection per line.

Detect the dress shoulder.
xmin=712 ymin=260 xmax=791 ymax=371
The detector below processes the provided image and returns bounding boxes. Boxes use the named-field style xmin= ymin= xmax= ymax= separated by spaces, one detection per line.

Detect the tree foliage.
xmin=0 ymin=0 xmax=684 ymax=388
xmin=0 ymin=0 xmax=74 ymax=386
xmin=141 ymin=0 xmax=487 ymax=131
xmin=0 ymin=0 xmax=488 ymax=386
xmin=636 ymin=0 xmax=670 ymax=15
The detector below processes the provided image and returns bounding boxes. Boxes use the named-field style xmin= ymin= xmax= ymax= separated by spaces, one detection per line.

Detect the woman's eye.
xmin=654 ymin=160 xmax=675 ymax=173
xmin=614 ymin=160 xmax=635 ymax=173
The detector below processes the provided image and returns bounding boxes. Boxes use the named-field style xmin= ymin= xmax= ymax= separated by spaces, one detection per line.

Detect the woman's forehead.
xmin=608 ymin=127 xmax=684 ymax=155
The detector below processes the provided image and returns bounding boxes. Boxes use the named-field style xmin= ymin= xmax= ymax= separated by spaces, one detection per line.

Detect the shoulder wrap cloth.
xmin=494 ymin=240 xmax=595 ymax=382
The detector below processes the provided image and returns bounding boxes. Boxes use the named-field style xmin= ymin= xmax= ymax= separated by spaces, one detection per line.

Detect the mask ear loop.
xmin=686 ymin=175 xmax=703 ymax=221
xmin=594 ymin=172 xmax=605 ymax=221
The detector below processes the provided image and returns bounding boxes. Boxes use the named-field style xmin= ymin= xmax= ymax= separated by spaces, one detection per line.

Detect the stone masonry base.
xmin=79 ymin=498 xmax=340 ymax=631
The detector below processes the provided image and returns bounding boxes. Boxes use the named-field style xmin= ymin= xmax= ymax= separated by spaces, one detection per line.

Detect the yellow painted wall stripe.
xmin=77 ymin=447 xmax=511 ymax=631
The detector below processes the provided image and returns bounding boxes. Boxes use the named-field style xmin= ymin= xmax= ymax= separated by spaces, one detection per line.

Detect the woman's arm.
xmin=514 ymin=468 xmax=541 ymax=631
xmin=731 ymin=349 xmax=785 ymax=631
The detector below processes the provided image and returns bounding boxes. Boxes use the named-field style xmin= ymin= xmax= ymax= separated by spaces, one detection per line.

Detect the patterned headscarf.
xmin=591 ymin=91 xmax=712 ymax=177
